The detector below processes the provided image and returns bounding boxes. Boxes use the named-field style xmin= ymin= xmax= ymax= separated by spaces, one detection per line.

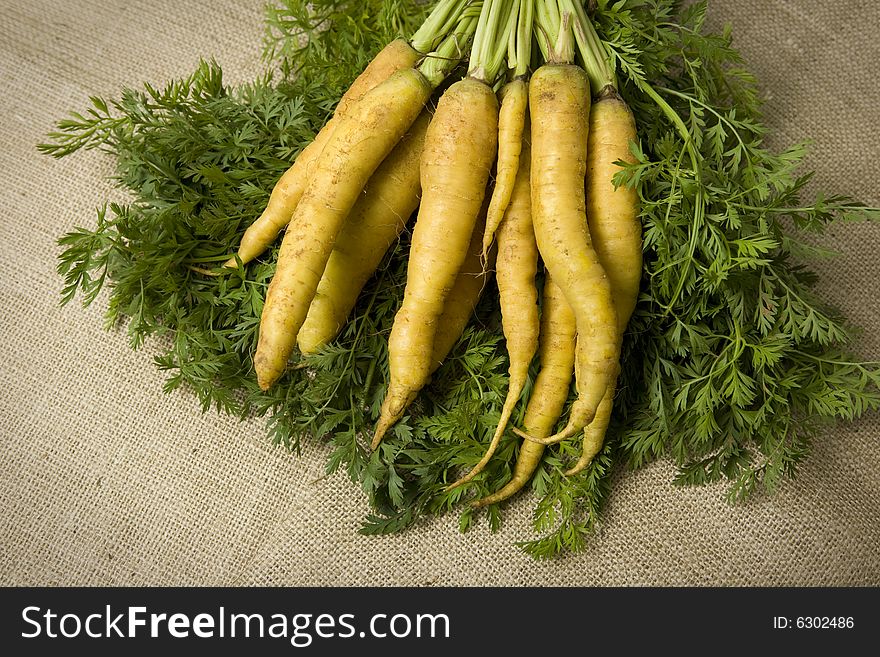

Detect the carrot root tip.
xmin=564 ymin=460 xmax=591 ymax=477
xmin=512 ymin=425 xmax=573 ymax=446
xmin=370 ymin=424 xmax=389 ymax=451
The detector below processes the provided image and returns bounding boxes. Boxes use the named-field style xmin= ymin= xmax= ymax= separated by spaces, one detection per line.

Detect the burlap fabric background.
xmin=1 ymin=0 xmax=878 ymax=586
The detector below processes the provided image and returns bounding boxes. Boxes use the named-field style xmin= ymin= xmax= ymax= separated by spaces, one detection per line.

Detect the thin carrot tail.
xmin=370 ymin=418 xmax=394 ymax=451
xmin=510 ymin=427 xmax=564 ymax=447
xmin=223 ymin=130 xmax=331 ymax=269
xmin=445 ymin=373 xmax=526 ymax=491
xmin=526 ymin=357 xmax=618 ymax=445
xmin=371 ymin=385 xmax=418 ymax=450
xmin=551 ymin=402 xmax=594 ymax=441
xmin=481 ymin=78 xmax=528 ymax=259
xmin=564 ymin=383 xmax=614 ymax=476
xmin=471 ymin=439 xmax=546 ymax=508
xmin=511 ymin=402 xmax=592 ymax=446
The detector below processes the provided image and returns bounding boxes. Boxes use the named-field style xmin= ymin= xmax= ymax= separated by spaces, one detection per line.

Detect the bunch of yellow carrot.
xmin=226 ymin=0 xmax=644 ymax=506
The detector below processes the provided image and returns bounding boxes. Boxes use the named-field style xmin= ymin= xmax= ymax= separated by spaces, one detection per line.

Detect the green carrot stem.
xmin=410 ymin=0 xmax=468 ymax=53
xmin=563 ymin=0 xmax=615 ymax=93
xmin=418 ymin=12 xmax=480 ymax=88
xmin=513 ymin=0 xmax=534 ymax=77
xmin=470 ymin=0 xmax=517 ymax=84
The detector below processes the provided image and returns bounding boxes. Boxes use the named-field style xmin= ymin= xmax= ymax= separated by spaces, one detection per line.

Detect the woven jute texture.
xmin=1 ymin=0 xmax=878 ymax=586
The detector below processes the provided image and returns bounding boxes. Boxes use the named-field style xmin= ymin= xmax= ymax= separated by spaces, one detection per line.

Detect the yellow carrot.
xmin=447 ymin=124 xmax=537 ymax=490
xmin=254 ymin=7 xmax=481 ymax=390
xmin=481 ymin=77 xmax=528 ymax=257
xmin=297 ymin=109 xmax=432 ymax=354
xmin=255 ymin=68 xmax=433 ymax=390
xmin=585 ymin=92 xmax=642 ymax=328
xmin=371 ymin=77 xmax=499 ymax=448
xmin=372 ymin=213 xmax=492 ymax=443
xmin=225 ymin=38 xmax=420 ymax=268
xmin=472 ymin=276 xmax=576 ymax=507
xmin=526 ymin=63 xmax=618 ymax=443
xmin=565 ymin=90 xmax=641 ymax=475
xmin=430 ymin=213 xmax=493 ymax=372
